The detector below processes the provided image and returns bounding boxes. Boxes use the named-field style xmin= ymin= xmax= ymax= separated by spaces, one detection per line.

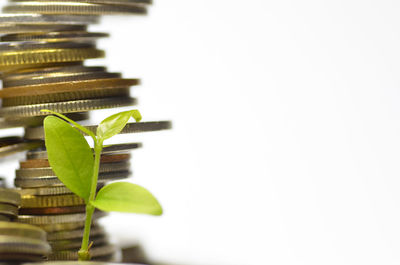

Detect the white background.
xmin=3 ymin=1 xmax=400 ymax=265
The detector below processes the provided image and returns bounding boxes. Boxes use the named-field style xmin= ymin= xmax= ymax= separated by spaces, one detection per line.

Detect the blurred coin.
xmin=19 ymin=205 xmax=86 ymax=215
xmin=49 ymin=234 xmax=107 ymax=251
xmin=20 ymin=154 xmax=130 ymax=168
xmin=47 ymin=244 xmax=116 ymax=260
xmin=17 ymin=211 xmax=107 ymax=225
xmin=0 ymin=204 xmax=18 ymax=218
xmin=0 ymin=137 xmax=43 ymax=158
xmin=47 ymin=224 xmax=104 ymax=241
xmin=37 ymin=221 xmax=86 ymax=232
xmin=0 ymin=235 xmax=51 ymax=255
xmin=0 ymin=14 xmax=98 ymax=25
xmin=17 ymin=161 xmax=130 ymax=178
xmin=0 ymin=187 xmax=21 ymax=206
xmin=25 ymin=121 xmax=171 ymax=140
xmin=26 ymin=142 xmax=141 ymax=159
xmin=15 ymin=171 xmax=131 ymax=188
xmin=20 ymin=194 xmax=85 ymax=208
xmin=15 ymin=183 xmax=104 ymax=196
xmin=0 ymin=221 xmax=46 ymax=240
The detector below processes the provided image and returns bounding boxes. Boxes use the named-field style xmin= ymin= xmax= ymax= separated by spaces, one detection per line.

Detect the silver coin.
xmin=0 ymin=14 xmax=98 ymax=25
xmin=17 ymin=211 xmax=107 ymax=225
xmin=26 ymin=142 xmax=142 ymax=159
xmin=0 ymin=40 xmax=94 ymax=51
xmin=0 ymin=235 xmax=50 ymax=255
xmin=16 ymin=161 xmax=130 ymax=177
xmin=24 ymin=121 xmax=172 ymax=140
xmin=15 ymin=171 xmax=131 ymax=188
xmin=0 ymin=138 xmax=43 ymax=159
xmin=47 ymin=224 xmax=104 ymax=241
xmin=1 ymin=31 xmax=109 ymax=44
xmin=49 ymin=234 xmax=108 ymax=251
xmin=0 ymin=97 xmax=136 ymax=117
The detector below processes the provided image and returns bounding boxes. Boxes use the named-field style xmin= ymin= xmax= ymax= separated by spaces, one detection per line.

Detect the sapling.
xmin=41 ymin=109 xmax=162 ymax=261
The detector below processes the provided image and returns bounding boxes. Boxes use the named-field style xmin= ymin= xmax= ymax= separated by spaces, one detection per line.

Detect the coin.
xmin=26 ymin=142 xmax=141 ymax=159
xmin=4 ymin=3 xmax=147 ymax=15
xmin=0 ymin=14 xmax=98 ymax=25
xmin=0 ymin=137 xmax=43 ymax=158
xmin=19 ymin=205 xmax=86 ymax=215
xmin=49 ymin=234 xmax=107 ymax=251
xmin=24 ymin=121 xmax=172 ymax=140
xmin=37 ymin=221 xmax=86 ymax=233
xmin=17 ymin=161 xmax=130 ymax=178
xmin=15 ymin=171 xmax=131 ymax=188
xmin=3 ymin=87 xmax=130 ymax=107
xmin=0 ymin=187 xmax=21 ymax=206
xmin=0 ymin=78 xmax=139 ymax=98
xmin=47 ymin=244 xmax=116 ymax=260
xmin=0 ymin=97 xmax=136 ymax=117
xmin=0 ymin=235 xmax=51 ymax=255
xmin=0 ymin=24 xmax=87 ymax=34
xmin=1 ymin=31 xmax=109 ymax=43
xmin=20 ymin=194 xmax=85 ymax=208
xmin=20 ymin=154 xmax=130 ymax=168
xmin=17 ymin=211 xmax=107 ymax=225
xmin=0 ymin=221 xmax=46 ymax=241
xmin=0 ymin=47 xmax=104 ymax=67
xmin=10 ymin=0 xmax=151 ymax=4
xmin=47 ymin=225 xmax=104 ymax=241
xmin=0 ymin=204 xmax=18 ymax=218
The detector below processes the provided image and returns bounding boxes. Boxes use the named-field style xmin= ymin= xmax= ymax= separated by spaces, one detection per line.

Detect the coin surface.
xmin=17 ymin=211 xmax=107 ymax=225
xmin=0 ymin=97 xmax=136 ymax=117
xmin=4 ymin=2 xmax=147 ymax=15
xmin=0 ymin=187 xmax=21 ymax=206
xmin=20 ymin=194 xmax=85 ymax=208
xmin=0 ymin=221 xmax=46 ymax=240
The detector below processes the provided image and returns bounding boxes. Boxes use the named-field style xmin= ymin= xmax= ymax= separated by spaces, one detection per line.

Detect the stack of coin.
xmin=0 ymin=190 xmax=51 ymax=261
xmin=0 ymin=0 xmax=171 ymax=261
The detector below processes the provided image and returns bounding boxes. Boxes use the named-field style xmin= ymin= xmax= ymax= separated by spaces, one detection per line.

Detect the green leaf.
xmin=96 ymin=109 xmax=142 ymax=140
xmin=41 ymin=109 xmax=96 ymax=140
xmin=91 ymin=182 xmax=162 ymax=215
xmin=44 ymin=116 xmax=94 ymax=201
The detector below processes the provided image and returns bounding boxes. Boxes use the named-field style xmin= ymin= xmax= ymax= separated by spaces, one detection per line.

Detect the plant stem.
xmin=78 ymin=139 xmax=103 ymax=261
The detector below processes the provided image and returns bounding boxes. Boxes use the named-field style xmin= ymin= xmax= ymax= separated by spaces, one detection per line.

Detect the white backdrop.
xmin=2 ymin=1 xmax=400 ymax=265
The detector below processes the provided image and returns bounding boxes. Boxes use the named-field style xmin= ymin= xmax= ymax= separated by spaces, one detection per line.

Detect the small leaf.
xmin=91 ymin=182 xmax=162 ymax=215
xmin=96 ymin=110 xmax=142 ymax=140
xmin=44 ymin=116 xmax=94 ymax=201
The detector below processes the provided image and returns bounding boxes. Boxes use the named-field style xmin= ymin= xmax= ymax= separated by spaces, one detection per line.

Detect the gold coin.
xmin=21 ymin=194 xmax=85 ymax=208
xmin=0 ymin=48 xmax=104 ymax=66
xmin=0 ymin=78 xmax=139 ymax=98
xmin=0 ymin=221 xmax=46 ymax=241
